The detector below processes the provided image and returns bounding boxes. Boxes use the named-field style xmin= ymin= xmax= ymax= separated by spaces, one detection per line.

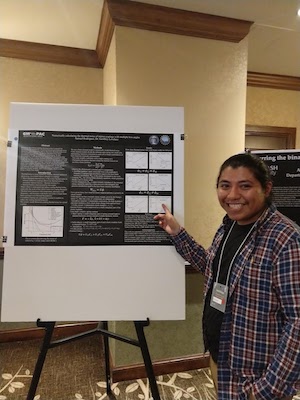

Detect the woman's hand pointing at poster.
xmin=154 ymin=204 xmax=181 ymax=236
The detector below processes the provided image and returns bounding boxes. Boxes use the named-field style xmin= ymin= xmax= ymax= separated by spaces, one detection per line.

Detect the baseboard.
xmin=0 ymin=322 xmax=98 ymax=343
xmin=112 ymin=353 xmax=210 ymax=382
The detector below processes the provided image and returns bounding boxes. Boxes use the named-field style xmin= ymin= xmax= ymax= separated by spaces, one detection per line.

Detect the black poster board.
xmin=255 ymin=150 xmax=300 ymax=226
xmin=14 ymin=130 xmax=174 ymax=246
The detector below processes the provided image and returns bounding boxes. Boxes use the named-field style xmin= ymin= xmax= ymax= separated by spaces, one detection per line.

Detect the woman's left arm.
xmin=252 ymin=239 xmax=300 ymax=399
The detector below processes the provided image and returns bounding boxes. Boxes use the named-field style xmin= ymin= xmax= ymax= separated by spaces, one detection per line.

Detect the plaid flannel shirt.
xmin=172 ymin=204 xmax=300 ymax=400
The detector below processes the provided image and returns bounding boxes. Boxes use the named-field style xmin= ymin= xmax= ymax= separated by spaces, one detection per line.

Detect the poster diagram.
xmin=149 ymin=196 xmax=172 ymax=213
xmin=22 ymin=206 xmax=64 ymax=237
xmin=125 ymin=174 xmax=148 ymax=191
xmin=126 ymin=152 xmax=148 ymax=169
xmin=149 ymin=174 xmax=172 ymax=191
xmin=149 ymin=152 xmax=172 ymax=169
xmin=125 ymin=196 xmax=148 ymax=213
xmin=13 ymin=131 xmax=174 ymax=246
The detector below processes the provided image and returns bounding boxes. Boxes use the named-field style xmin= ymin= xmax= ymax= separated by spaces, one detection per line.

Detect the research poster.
xmin=14 ymin=130 xmax=175 ymax=246
xmin=255 ymin=150 xmax=300 ymax=226
xmin=1 ymin=104 xmax=185 ymax=322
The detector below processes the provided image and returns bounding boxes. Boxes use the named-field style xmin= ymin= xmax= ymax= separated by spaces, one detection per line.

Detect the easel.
xmin=27 ymin=318 xmax=160 ymax=400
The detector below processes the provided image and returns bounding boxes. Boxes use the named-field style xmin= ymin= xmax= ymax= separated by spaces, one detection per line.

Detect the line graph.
xmin=125 ymin=196 xmax=148 ymax=213
xmin=149 ymin=196 xmax=172 ymax=213
xmin=125 ymin=174 xmax=148 ymax=191
xmin=149 ymin=174 xmax=172 ymax=191
xmin=149 ymin=152 xmax=172 ymax=170
xmin=22 ymin=206 xmax=64 ymax=237
xmin=125 ymin=151 xmax=148 ymax=169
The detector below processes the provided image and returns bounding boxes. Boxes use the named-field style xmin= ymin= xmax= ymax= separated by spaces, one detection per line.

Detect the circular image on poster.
xmin=149 ymin=135 xmax=159 ymax=146
xmin=160 ymin=135 xmax=171 ymax=145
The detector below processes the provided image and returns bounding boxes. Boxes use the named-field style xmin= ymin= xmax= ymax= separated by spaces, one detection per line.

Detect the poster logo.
xmin=23 ymin=131 xmax=45 ymax=138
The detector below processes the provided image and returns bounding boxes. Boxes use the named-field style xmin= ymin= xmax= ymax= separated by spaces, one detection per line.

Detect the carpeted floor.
xmin=1 ymin=336 xmax=300 ymax=400
xmin=0 ymin=335 xmax=216 ymax=400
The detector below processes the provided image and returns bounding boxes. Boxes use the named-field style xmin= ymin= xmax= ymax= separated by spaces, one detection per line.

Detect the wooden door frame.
xmin=245 ymin=125 xmax=296 ymax=149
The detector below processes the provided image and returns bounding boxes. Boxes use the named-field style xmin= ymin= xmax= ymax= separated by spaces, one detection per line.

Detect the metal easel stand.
xmin=27 ymin=318 xmax=160 ymax=400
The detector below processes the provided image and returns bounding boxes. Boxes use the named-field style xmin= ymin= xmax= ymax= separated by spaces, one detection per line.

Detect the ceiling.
xmin=0 ymin=0 xmax=300 ymax=77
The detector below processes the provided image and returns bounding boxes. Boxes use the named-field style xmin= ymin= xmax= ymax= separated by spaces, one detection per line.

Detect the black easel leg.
xmin=102 ymin=321 xmax=112 ymax=394
xmin=134 ymin=320 xmax=161 ymax=400
xmin=27 ymin=321 xmax=55 ymax=400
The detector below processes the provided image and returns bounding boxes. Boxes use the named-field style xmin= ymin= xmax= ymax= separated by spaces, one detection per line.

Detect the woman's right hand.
xmin=154 ymin=204 xmax=181 ymax=236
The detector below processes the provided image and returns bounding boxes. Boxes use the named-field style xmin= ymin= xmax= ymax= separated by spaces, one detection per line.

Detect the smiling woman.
xmin=1 ymin=0 xmax=300 ymax=392
xmin=154 ymin=152 xmax=300 ymax=399
xmin=216 ymin=153 xmax=273 ymax=225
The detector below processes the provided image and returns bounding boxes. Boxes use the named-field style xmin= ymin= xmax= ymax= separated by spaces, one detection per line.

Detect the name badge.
xmin=210 ymin=282 xmax=228 ymax=313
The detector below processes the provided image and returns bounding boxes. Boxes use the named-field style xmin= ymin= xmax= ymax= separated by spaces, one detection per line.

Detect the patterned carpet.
xmin=1 ymin=336 xmax=300 ymax=400
xmin=0 ymin=335 xmax=216 ymax=400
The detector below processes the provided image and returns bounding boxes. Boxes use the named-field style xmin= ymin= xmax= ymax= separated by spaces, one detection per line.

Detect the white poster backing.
xmin=1 ymin=103 xmax=185 ymax=322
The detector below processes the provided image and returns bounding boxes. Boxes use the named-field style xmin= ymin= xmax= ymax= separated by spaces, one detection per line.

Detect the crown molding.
xmin=96 ymin=0 xmax=116 ymax=67
xmin=0 ymin=38 xmax=100 ymax=68
xmin=105 ymin=0 xmax=252 ymax=42
xmin=1 ymin=5 xmax=299 ymax=91
xmin=0 ymin=0 xmax=252 ymax=69
xmin=247 ymin=71 xmax=300 ymax=91
xmin=98 ymin=0 xmax=252 ymax=67
xmin=98 ymin=0 xmax=253 ymax=68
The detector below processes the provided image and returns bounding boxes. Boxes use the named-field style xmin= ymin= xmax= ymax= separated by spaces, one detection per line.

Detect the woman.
xmin=154 ymin=153 xmax=300 ymax=400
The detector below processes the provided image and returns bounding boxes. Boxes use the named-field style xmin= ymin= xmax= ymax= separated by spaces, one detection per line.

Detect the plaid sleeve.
xmin=171 ymin=228 xmax=208 ymax=273
xmin=253 ymin=238 xmax=300 ymax=400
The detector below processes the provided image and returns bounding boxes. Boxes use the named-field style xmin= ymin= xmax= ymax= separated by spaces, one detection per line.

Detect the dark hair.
xmin=217 ymin=152 xmax=273 ymax=205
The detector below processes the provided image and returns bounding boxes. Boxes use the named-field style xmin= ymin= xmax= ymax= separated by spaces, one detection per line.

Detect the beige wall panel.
xmin=115 ymin=26 xmax=248 ymax=246
xmin=246 ymin=87 xmax=300 ymax=148
xmin=0 ymin=57 xmax=103 ymax=238
xmin=103 ymin=32 xmax=117 ymax=105
xmin=110 ymin=26 xmax=248 ymax=366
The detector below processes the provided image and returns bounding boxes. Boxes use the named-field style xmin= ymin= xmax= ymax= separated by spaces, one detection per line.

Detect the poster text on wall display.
xmin=255 ymin=151 xmax=300 ymax=226
xmin=15 ymin=131 xmax=175 ymax=246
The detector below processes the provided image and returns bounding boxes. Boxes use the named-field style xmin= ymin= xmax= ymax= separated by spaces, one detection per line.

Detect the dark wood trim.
xmin=1 ymin=43 xmax=299 ymax=91
xmin=247 ymin=71 xmax=300 ymax=91
xmin=246 ymin=125 xmax=296 ymax=149
xmin=186 ymin=265 xmax=200 ymax=274
xmin=96 ymin=0 xmax=115 ymax=68
xmin=112 ymin=352 xmax=210 ymax=382
xmin=1 ymin=4 xmax=300 ymax=92
xmin=105 ymin=0 xmax=252 ymax=42
xmin=0 ymin=322 xmax=98 ymax=343
xmin=0 ymin=38 xmax=100 ymax=68
xmin=0 ymin=1 xmax=252 ymax=68
xmin=0 ymin=247 xmax=3 ymax=260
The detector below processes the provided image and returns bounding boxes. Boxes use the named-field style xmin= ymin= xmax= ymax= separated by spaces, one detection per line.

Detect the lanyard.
xmin=215 ymin=221 xmax=256 ymax=287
